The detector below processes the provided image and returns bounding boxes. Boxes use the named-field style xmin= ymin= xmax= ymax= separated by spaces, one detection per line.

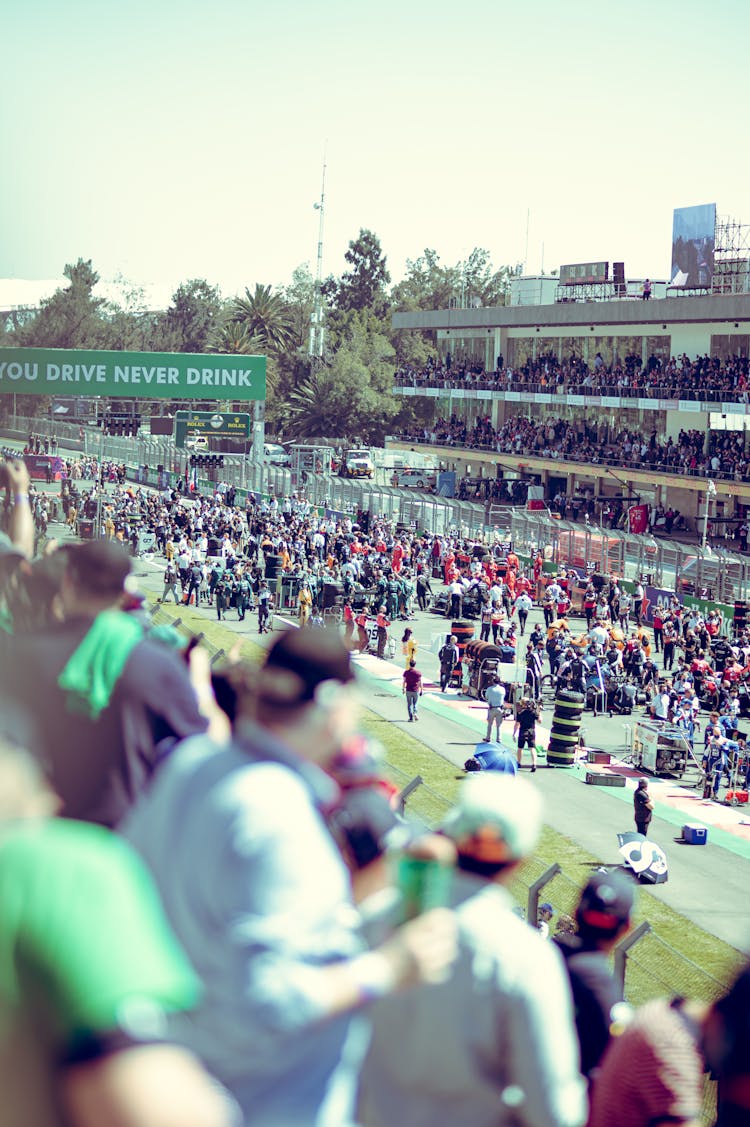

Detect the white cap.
xmin=442 ymin=774 xmax=543 ymax=863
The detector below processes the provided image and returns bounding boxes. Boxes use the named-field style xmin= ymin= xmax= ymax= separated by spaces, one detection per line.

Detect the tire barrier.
xmin=264 ymin=554 xmax=281 ymax=581
xmin=547 ymin=688 xmax=584 ymax=767
xmin=450 ymin=620 xmax=475 ymax=687
xmin=464 ymin=640 xmax=504 ymax=699
xmin=464 ymin=639 xmax=503 ymax=664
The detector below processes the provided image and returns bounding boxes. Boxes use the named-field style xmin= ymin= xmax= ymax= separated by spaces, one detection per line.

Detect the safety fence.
xmin=7 ymin=414 xmax=750 ymax=616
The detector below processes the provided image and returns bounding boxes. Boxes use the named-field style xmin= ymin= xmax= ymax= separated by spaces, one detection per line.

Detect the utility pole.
xmin=309 ymin=154 xmax=327 ymax=366
xmin=702 ymin=479 xmax=717 ymax=549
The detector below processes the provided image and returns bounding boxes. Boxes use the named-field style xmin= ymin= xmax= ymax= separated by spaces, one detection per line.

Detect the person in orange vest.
xmin=506 ymin=548 xmax=519 ymax=573
xmin=298 ymin=582 xmax=313 ymax=626
xmin=343 ymin=599 xmax=356 ymax=646
xmin=515 ymin=572 xmax=532 ymax=596
xmin=375 ymin=606 xmax=391 ymax=660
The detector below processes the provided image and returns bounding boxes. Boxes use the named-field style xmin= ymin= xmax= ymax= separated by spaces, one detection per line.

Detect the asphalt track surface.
xmin=18 ymin=451 xmax=750 ymax=955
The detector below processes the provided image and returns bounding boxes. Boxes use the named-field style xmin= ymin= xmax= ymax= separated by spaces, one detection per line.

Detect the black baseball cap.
xmin=64 ymin=540 xmax=131 ymax=596
xmin=576 ymin=869 xmax=635 ymax=935
xmin=327 ymin=787 xmax=405 ymax=871
xmin=265 ymin=627 xmax=355 ymax=703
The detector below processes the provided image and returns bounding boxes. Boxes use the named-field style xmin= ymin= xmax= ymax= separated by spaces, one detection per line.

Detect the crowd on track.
xmin=395 ymin=352 xmax=750 ymax=403
xmin=1 ymin=445 xmax=749 ymax=1127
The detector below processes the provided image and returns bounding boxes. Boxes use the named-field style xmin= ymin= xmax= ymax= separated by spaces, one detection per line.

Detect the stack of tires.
xmin=264 ymin=554 xmax=282 ymax=593
xmin=547 ymin=689 xmax=584 ymax=767
xmin=450 ymin=620 xmax=475 ymax=689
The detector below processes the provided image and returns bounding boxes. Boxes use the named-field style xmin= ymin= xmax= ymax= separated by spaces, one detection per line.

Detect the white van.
xmin=263 ymin=442 xmax=290 ymax=467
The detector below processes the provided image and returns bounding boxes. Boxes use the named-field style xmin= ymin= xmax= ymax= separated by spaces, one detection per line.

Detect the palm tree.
xmin=231 ymin=284 xmax=296 ymax=356
xmin=206 ymin=318 xmax=277 ymax=398
xmin=280 ymin=369 xmax=335 ymax=439
xmin=205 ymin=319 xmax=262 ymax=356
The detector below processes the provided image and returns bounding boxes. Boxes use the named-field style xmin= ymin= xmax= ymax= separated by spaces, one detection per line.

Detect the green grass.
xmin=361 ymin=709 xmax=744 ymax=1007
xmin=154 ymin=604 xmax=745 ymax=1009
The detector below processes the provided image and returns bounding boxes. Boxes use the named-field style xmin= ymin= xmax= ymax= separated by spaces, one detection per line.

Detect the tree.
xmin=461 ymin=247 xmax=512 ymax=309
xmin=392 ymin=247 xmax=512 ymax=313
xmin=230 ymin=283 xmax=296 ymax=356
xmin=325 ymin=229 xmax=391 ymax=319
xmin=205 ymin=317 xmax=280 ymax=400
xmin=282 ymin=368 xmax=338 ymax=440
xmin=205 ymin=319 xmax=262 ymax=356
xmin=18 ymin=259 xmax=107 ymax=348
xmin=282 ymin=265 xmax=315 ymax=352
xmin=101 ymin=274 xmax=161 ymax=351
xmin=279 ymin=313 xmax=398 ymax=444
xmin=160 ymin=279 xmax=224 ymax=353
xmin=391 ymin=248 xmax=457 ymax=313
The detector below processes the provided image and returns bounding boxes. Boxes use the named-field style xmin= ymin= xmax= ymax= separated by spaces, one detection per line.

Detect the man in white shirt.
xmin=447 ymin=578 xmax=464 ymax=620
xmin=489 ymin=580 xmax=504 ymax=605
xmin=653 ymin=681 xmax=672 ymax=721
xmin=514 ymin=591 xmax=534 ymax=635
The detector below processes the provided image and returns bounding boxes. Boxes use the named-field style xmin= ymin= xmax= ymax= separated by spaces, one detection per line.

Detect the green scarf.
xmin=58 ymin=611 xmax=144 ymax=719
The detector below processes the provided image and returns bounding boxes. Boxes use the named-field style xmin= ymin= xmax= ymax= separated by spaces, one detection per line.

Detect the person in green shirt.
xmin=0 ymin=733 xmax=234 ymax=1127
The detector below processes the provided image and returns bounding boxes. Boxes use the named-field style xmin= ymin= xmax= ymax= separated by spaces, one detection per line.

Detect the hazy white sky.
xmin=2 ymin=0 xmax=747 ymax=300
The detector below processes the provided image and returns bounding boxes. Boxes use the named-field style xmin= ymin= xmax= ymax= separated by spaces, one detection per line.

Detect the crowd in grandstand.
xmin=396 ymin=412 xmax=750 ymax=486
xmin=2 ymin=447 xmax=750 ymax=1126
xmin=396 ymin=351 xmax=750 ymax=401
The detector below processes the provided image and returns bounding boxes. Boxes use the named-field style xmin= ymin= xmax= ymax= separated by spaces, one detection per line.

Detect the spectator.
xmin=358 ymin=772 xmax=586 ymax=1127
xmin=634 ymin=778 xmax=654 ymax=835
xmin=439 ymin=634 xmax=461 ymax=693
xmin=537 ymin=901 xmax=554 ymax=938
xmin=0 ymin=732 xmax=235 ymax=1127
xmin=554 ymin=870 xmax=635 ymax=1082
xmin=0 ymin=541 xmax=207 ymax=828
xmin=402 ymin=658 xmax=423 ymax=722
xmin=123 ymin=628 xmax=457 ymax=1127
xmin=484 ymin=674 xmax=507 ymax=741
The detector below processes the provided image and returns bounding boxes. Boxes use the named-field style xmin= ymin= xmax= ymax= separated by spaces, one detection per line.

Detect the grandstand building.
xmin=389 ymin=290 xmax=750 ymax=534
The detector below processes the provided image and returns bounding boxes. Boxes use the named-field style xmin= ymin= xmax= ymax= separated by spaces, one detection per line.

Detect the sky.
xmin=2 ymin=0 xmax=748 ymax=303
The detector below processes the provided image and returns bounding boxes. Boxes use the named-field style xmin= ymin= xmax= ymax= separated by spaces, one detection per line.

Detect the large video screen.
xmin=670 ymin=203 xmax=716 ymax=288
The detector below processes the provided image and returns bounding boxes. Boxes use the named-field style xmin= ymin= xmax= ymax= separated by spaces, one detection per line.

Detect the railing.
xmin=393 ymin=374 xmax=750 ymax=406
xmin=390 ymin=432 xmax=750 ymax=486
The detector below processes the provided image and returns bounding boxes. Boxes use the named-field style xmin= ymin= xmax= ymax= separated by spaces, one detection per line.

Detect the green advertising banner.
xmin=174 ymin=410 xmax=251 ymax=448
xmin=0 ymin=347 xmax=266 ymax=401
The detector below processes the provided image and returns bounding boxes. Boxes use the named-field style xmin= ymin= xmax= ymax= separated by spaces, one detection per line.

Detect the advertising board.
xmin=670 ymin=203 xmax=716 ymax=289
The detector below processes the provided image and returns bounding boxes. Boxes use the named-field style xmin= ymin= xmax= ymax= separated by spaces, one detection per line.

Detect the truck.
xmin=338 ymin=448 xmax=374 ymax=478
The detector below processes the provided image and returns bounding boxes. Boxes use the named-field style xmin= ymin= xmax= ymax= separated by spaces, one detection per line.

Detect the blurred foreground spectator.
xmin=588 ymin=957 xmax=750 ymax=1127
xmin=554 ymin=869 xmax=635 ymax=1083
xmin=0 ymin=540 xmax=206 ymax=826
xmin=124 ymin=628 xmax=457 ymax=1126
xmin=358 ymin=773 xmax=587 ymax=1127
xmin=0 ymin=731 xmax=236 ymax=1127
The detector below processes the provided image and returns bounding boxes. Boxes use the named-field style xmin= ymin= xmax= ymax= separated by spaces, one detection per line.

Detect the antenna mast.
xmin=310 ymin=155 xmax=327 ymax=362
